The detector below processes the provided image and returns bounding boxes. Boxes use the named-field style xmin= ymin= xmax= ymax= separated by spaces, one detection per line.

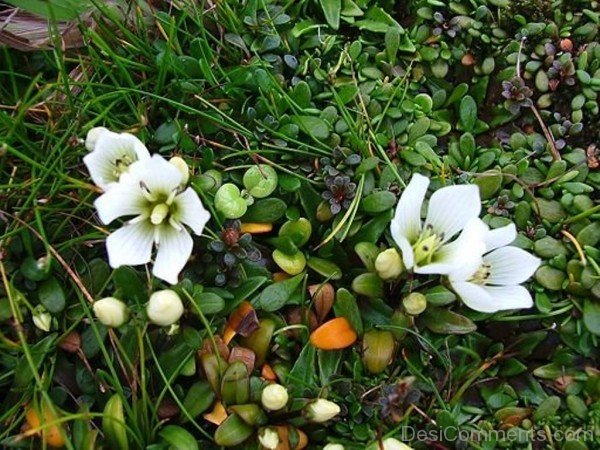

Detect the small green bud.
xmin=403 ymin=292 xmax=427 ymax=315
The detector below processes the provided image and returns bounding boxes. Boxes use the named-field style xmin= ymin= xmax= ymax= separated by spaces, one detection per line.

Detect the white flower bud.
xmin=323 ymin=444 xmax=345 ymax=450
xmin=381 ymin=438 xmax=413 ymax=450
xmin=402 ymin=292 xmax=427 ymax=316
xmin=85 ymin=127 xmax=108 ymax=151
xmin=93 ymin=297 xmax=129 ymax=327
xmin=375 ymin=248 xmax=404 ymax=280
xmin=261 ymin=383 xmax=289 ymax=411
xmin=32 ymin=309 xmax=52 ymax=332
xmin=305 ymin=399 xmax=341 ymax=423
xmin=258 ymin=427 xmax=280 ymax=449
xmin=169 ymin=156 xmax=190 ymax=185
xmin=146 ymin=290 xmax=184 ymax=326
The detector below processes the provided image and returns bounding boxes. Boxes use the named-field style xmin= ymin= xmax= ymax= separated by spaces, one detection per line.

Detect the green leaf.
xmin=361 ymin=191 xmax=397 ymax=214
xmin=242 ymin=198 xmax=287 ymax=222
xmin=15 ymin=334 xmax=56 ymax=386
xmin=333 ymin=288 xmax=363 ymax=336
xmin=38 ymin=277 xmax=66 ymax=313
xmin=319 ymin=0 xmax=341 ymax=30
xmin=257 ymin=273 xmax=305 ymax=312
xmin=421 ymin=307 xmax=477 ymax=334
xmin=459 ymin=95 xmax=477 ymax=132
xmin=291 ymin=116 xmax=330 ymax=140
xmin=287 ymin=343 xmax=316 ymax=391
xmin=113 ymin=266 xmax=146 ymax=304
xmin=583 ymin=299 xmax=600 ymax=336
xmin=159 ymin=425 xmax=199 ymax=450
xmin=192 ymin=292 xmax=225 ymax=315
xmin=318 ymin=349 xmax=342 ymax=386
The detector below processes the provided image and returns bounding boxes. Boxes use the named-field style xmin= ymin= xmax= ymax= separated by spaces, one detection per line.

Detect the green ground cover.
xmin=0 ymin=0 xmax=599 ymax=448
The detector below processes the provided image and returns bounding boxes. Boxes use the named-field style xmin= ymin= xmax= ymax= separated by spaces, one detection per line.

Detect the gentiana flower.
xmin=390 ymin=174 xmax=485 ymax=275
xmin=449 ymin=223 xmax=541 ymax=313
xmin=94 ymin=154 xmax=210 ymax=284
xmin=83 ymin=128 xmax=150 ymax=189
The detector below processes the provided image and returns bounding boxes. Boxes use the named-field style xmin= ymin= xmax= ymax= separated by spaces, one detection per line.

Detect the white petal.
xmin=132 ymin=154 xmax=182 ymax=196
xmin=174 ymin=188 xmax=211 ymax=235
xmin=84 ymin=131 xmax=150 ymax=189
xmin=450 ymin=280 xmax=497 ymax=313
xmin=396 ymin=235 xmax=415 ymax=270
xmin=454 ymin=282 xmax=534 ymax=313
xmin=85 ymin=127 xmax=109 ymax=151
xmin=390 ymin=174 xmax=428 ymax=246
xmin=484 ymin=246 xmax=541 ymax=285
xmin=483 ymin=285 xmax=534 ymax=311
xmin=106 ymin=221 xmax=154 ymax=268
xmin=416 ymin=218 xmax=487 ymax=275
xmin=484 ymin=223 xmax=517 ymax=252
xmin=153 ymin=225 xmax=193 ymax=284
xmin=425 ymin=184 xmax=481 ymax=242
xmin=94 ymin=180 xmax=147 ymax=224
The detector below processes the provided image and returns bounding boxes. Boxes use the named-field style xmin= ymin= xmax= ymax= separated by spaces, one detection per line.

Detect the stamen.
xmin=140 ymin=181 xmax=157 ymax=202
xmin=128 ymin=212 xmax=149 ymax=225
xmin=169 ymin=217 xmax=183 ymax=232
xmin=166 ymin=188 xmax=178 ymax=206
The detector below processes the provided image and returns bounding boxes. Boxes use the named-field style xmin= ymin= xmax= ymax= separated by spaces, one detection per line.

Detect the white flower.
xmin=147 ymin=290 xmax=184 ymax=326
xmin=261 ymin=383 xmax=289 ymax=411
xmin=305 ymin=399 xmax=341 ymax=422
xmin=93 ymin=297 xmax=129 ymax=327
xmin=258 ymin=427 xmax=280 ymax=449
xmin=32 ymin=307 xmax=52 ymax=332
xmin=94 ymin=154 xmax=210 ymax=284
xmin=390 ymin=174 xmax=485 ymax=275
xmin=449 ymin=223 xmax=541 ymax=313
xmin=83 ymin=129 xmax=150 ymax=189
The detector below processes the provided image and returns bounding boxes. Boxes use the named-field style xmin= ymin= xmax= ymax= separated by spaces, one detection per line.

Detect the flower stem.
xmin=530 ymin=104 xmax=561 ymax=161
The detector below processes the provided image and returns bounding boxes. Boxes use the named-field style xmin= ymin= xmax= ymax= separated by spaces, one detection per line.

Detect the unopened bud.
xmin=169 ymin=156 xmax=190 ymax=185
xmin=305 ymin=399 xmax=340 ymax=423
xmin=85 ymin=127 xmax=108 ymax=151
xmin=402 ymin=292 xmax=427 ymax=315
xmin=32 ymin=307 xmax=52 ymax=332
xmin=258 ymin=427 xmax=280 ymax=449
xmin=375 ymin=248 xmax=404 ymax=280
xmin=381 ymin=438 xmax=413 ymax=450
xmin=261 ymin=383 xmax=289 ymax=411
xmin=147 ymin=290 xmax=184 ymax=326
xmin=93 ymin=297 xmax=129 ymax=327
xmin=323 ymin=444 xmax=346 ymax=450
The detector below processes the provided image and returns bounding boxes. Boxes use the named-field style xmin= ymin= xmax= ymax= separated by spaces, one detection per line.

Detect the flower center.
xmin=150 ymin=203 xmax=170 ymax=225
xmin=111 ymin=153 xmax=135 ymax=178
xmin=412 ymin=224 xmax=444 ymax=265
xmin=134 ymin=183 xmax=183 ymax=238
xmin=470 ymin=263 xmax=492 ymax=285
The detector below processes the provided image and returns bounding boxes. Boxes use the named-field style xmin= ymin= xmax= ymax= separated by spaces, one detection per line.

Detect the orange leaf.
xmin=261 ymin=363 xmax=277 ymax=381
xmin=240 ymin=222 xmax=273 ymax=234
xmin=273 ymin=272 xmax=290 ymax=282
xmin=203 ymin=401 xmax=228 ymax=425
xmin=223 ymin=301 xmax=259 ymax=344
xmin=310 ymin=317 xmax=357 ymax=350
